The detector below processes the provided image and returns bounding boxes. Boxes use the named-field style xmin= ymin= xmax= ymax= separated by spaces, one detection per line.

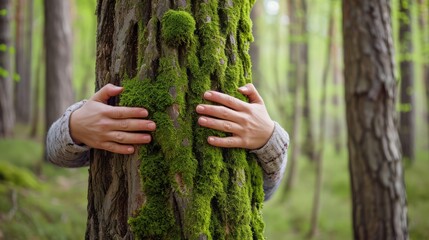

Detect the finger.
xmin=104 ymin=106 xmax=149 ymax=119
xmin=203 ymin=91 xmax=247 ymax=110
xmin=198 ymin=116 xmax=242 ymax=134
xmin=114 ymin=119 xmax=156 ymax=132
xmin=238 ymin=83 xmax=264 ymax=104
xmin=207 ymin=136 xmax=243 ymax=148
xmin=100 ymin=141 xmax=136 ymax=154
xmin=109 ymin=131 xmax=152 ymax=145
xmin=91 ymin=84 xmax=123 ymax=103
xmin=196 ymin=104 xmax=243 ymax=123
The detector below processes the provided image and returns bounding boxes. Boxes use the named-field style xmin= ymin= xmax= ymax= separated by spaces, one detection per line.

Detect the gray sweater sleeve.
xmin=250 ymin=121 xmax=289 ymax=201
xmin=46 ymin=103 xmax=289 ymax=200
xmin=46 ymin=100 xmax=90 ymax=168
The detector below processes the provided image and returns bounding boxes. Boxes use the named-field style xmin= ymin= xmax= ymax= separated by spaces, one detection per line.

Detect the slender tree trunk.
xmin=300 ymin=0 xmax=315 ymax=161
xmin=308 ymin=6 xmax=334 ymax=237
xmin=30 ymin=49 xmax=42 ymax=138
xmin=43 ymin=0 xmax=74 ymax=133
xmin=86 ymin=0 xmax=264 ymax=239
xmin=283 ymin=0 xmax=305 ymax=193
xmin=14 ymin=0 xmax=32 ymax=124
xmin=343 ymin=1 xmax=409 ymax=239
xmin=249 ymin=0 xmax=262 ymax=87
xmin=332 ymin=16 xmax=343 ymax=154
xmin=399 ymin=0 xmax=415 ymax=162
xmin=418 ymin=0 xmax=429 ymax=137
xmin=0 ymin=0 xmax=15 ymax=137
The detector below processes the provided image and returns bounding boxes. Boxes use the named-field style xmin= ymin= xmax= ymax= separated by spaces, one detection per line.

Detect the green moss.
xmin=161 ymin=10 xmax=196 ymax=48
xmin=124 ymin=0 xmax=264 ymax=239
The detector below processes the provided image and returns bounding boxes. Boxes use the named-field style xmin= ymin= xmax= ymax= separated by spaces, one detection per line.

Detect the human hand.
xmin=196 ymin=83 xmax=275 ymax=150
xmin=69 ymin=84 xmax=156 ymax=154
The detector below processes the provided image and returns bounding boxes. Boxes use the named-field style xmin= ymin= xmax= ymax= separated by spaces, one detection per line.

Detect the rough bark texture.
xmin=343 ymin=1 xmax=409 ymax=239
xmin=398 ymin=0 xmax=415 ymax=162
xmin=44 ymin=0 xmax=74 ymax=132
xmin=86 ymin=0 xmax=264 ymax=239
xmin=0 ymin=0 xmax=15 ymax=137
xmin=14 ymin=0 xmax=32 ymax=124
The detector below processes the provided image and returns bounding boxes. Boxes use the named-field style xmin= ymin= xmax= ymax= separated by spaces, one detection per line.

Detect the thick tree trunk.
xmin=86 ymin=0 xmax=264 ymax=239
xmin=398 ymin=0 xmax=415 ymax=162
xmin=0 ymin=0 xmax=15 ymax=137
xmin=343 ymin=1 xmax=409 ymax=239
xmin=43 ymin=0 xmax=74 ymax=132
xmin=14 ymin=0 xmax=32 ymax=124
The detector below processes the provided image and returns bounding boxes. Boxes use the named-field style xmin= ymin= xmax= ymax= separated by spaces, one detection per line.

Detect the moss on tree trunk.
xmin=86 ymin=0 xmax=264 ymax=239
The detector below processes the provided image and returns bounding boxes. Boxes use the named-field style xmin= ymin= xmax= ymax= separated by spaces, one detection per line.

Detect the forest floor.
xmin=0 ymin=135 xmax=428 ymax=240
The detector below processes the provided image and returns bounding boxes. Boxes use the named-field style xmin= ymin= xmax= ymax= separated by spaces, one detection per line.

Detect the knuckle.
xmin=120 ymin=120 xmax=129 ymax=129
xmin=115 ymin=132 xmax=124 ymax=142
xmin=224 ymin=122 xmax=232 ymax=131
xmin=102 ymin=142 xmax=114 ymax=152
xmin=221 ymin=108 xmax=229 ymax=118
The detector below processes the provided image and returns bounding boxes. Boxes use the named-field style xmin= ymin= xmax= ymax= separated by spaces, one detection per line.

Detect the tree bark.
xmin=343 ymin=1 xmax=409 ymax=239
xmin=0 ymin=0 xmax=15 ymax=137
xmin=86 ymin=0 xmax=264 ymax=239
xmin=43 ymin=0 xmax=74 ymax=133
xmin=398 ymin=0 xmax=415 ymax=162
xmin=14 ymin=0 xmax=32 ymax=124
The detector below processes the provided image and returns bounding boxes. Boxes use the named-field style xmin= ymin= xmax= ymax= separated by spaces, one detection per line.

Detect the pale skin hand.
xmin=196 ymin=83 xmax=275 ymax=150
xmin=69 ymin=84 xmax=156 ymax=154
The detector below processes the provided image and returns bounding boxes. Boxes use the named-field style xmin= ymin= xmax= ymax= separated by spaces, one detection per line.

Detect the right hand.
xmin=70 ymin=84 xmax=156 ymax=154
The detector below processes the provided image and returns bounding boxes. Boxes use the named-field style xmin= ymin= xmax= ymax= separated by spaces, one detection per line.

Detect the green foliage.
xmin=0 ymin=43 xmax=7 ymax=52
xmin=0 ymin=162 xmax=39 ymax=189
xmin=0 ymin=8 xmax=7 ymax=17
xmin=161 ymin=10 xmax=196 ymax=48
xmin=0 ymin=66 xmax=9 ymax=78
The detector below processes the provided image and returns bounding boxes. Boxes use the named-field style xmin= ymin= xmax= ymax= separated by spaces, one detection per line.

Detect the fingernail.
xmin=199 ymin=117 xmax=207 ymax=124
xmin=208 ymin=136 xmax=214 ymax=142
xmin=148 ymin=122 xmax=156 ymax=129
xmin=239 ymin=86 xmax=248 ymax=91
xmin=128 ymin=147 xmax=134 ymax=153
xmin=141 ymin=109 xmax=148 ymax=116
xmin=196 ymin=105 xmax=205 ymax=112
xmin=204 ymin=92 xmax=212 ymax=98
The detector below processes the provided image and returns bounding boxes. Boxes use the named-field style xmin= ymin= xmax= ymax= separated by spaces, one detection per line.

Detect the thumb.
xmin=238 ymin=83 xmax=264 ymax=104
xmin=91 ymin=84 xmax=123 ymax=103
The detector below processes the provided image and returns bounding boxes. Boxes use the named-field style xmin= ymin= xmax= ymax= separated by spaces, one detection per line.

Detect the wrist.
xmin=69 ymin=109 xmax=83 ymax=145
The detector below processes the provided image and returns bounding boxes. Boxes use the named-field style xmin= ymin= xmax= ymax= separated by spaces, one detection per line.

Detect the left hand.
xmin=196 ymin=83 xmax=275 ymax=150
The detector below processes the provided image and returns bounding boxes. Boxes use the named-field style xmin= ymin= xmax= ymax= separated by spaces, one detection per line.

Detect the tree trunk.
xmin=343 ymin=1 xmax=409 ymax=239
xmin=284 ymin=0 xmax=305 ymax=193
xmin=0 ymin=0 xmax=15 ymax=137
xmin=308 ymin=5 xmax=334 ymax=237
xmin=14 ymin=0 xmax=32 ymax=124
xmin=418 ymin=0 xmax=429 ymax=138
xmin=86 ymin=0 xmax=264 ymax=239
xmin=398 ymin=0 xmax=415 ymax=162
xmin=249 ymin=0 xmax=261 ymax=87
xmin=300 ymin=0 xmax=315 ymax=161
xmin=43 ymin=0 xmax=74 ymax=132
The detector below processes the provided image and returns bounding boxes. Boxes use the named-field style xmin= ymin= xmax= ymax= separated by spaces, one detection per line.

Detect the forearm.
xmin=46 ymin=101 xmax=90 ymax=168
xmin=251 ymin=121 xmax=289 ymax=201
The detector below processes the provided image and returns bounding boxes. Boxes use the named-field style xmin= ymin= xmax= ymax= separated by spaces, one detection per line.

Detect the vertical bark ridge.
xmin=89 ymin=0 xmax=264 ymax=239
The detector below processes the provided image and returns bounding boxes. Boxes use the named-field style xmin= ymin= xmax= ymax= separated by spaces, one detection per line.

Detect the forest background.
xmin=0 ymin=0 xmax=428 ymax=239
